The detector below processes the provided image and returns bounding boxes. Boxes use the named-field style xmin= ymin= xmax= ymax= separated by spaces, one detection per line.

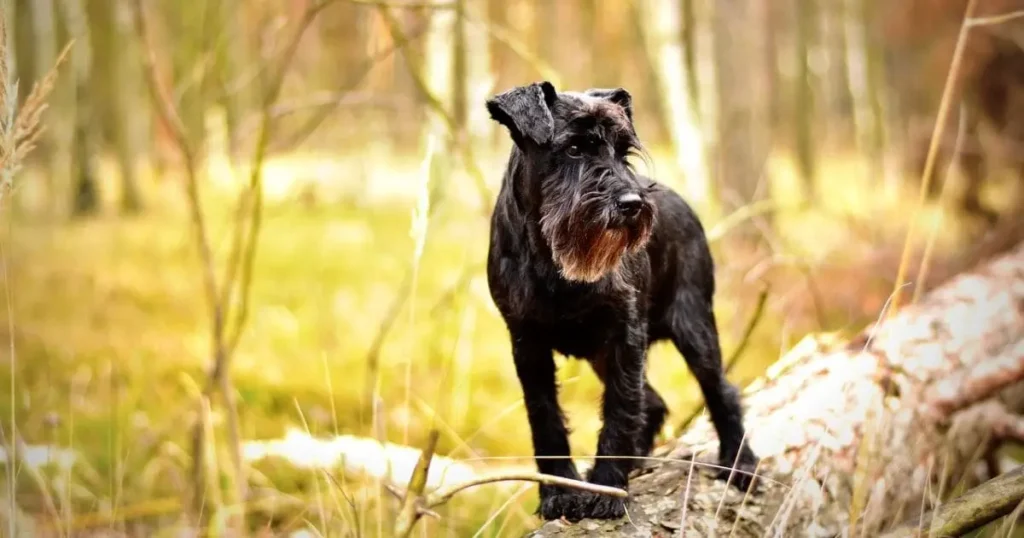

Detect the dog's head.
xmin=486 ymin=81 xmax=657 ymax=283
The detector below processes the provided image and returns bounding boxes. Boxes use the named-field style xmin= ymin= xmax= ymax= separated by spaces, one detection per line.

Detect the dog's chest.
xmin=547 ymin=318 xmax=615 ymax=359
xmin=523 ymin=280 xmax=635 ymax=357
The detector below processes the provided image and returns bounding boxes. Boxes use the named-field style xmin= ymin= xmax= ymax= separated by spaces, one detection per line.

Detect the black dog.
xmin=484 ymin=81 xmax=758 ymax=522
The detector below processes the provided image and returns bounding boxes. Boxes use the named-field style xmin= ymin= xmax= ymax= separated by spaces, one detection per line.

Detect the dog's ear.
xmin=486 ymin=81 xmax=558 ymax=148
xmin=585 ymin=87 xmax=633 ymax=122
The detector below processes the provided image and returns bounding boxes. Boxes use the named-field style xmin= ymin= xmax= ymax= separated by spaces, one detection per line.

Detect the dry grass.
xmin=0 ymin=31 xmax=72 ymax=201
xmin=0 ymin=20 xmax=1014 ymax=527
xmin=0 ymin=136 xmax=1007 ymax=537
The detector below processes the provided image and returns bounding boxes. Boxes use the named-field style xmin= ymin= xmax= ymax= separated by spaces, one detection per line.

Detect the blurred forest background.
xmin=0 ymin=0 xmax=1023 ymax=536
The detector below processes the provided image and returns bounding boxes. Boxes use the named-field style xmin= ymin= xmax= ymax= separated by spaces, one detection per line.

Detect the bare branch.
xmin=890 ymin=0 xmax=980 ymax=314
xmin=966 ymin=10 xmax=1024 ymax=27
xmin=725 ymin=285 xmax=771 ymax=377
xmin=131 ymin=0 xmax=195 ymax=162
xmin=428 ymin=261 xmax=485 ymax=317
xmin=271 ymin=22 xmax=429 ymax=151
xmin=882 ymin=464 xmax=1024 ymax=537
xmin=459 ymin=8 xmax=562 ymax=87
xmin=395 ymin=430 xmax=440 ymax=538
xmin=375 ymin=5 xmax=494 ymax=214
xmin=389 ymin=428 xmax=627 ymax=537
xmin=270 ymin=92 xmax=406 ymax=119
xmin=342 ymin=0 xmax=456 ymax=7
xmin=364 ymin=266 xmax=415 ymax=409
xmin=424 ymin=473 xmax=628 ymax=509
xmin=131 ymin=0 xmax=225 ymax=396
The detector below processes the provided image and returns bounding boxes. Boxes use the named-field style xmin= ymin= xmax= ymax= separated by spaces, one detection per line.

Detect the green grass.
xmin=0 ymin=145 xmax=1001 ymax=536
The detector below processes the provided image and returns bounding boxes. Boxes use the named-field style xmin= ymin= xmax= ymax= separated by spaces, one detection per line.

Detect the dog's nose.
xmin=617 ymin=192 xmax=643 ymax=218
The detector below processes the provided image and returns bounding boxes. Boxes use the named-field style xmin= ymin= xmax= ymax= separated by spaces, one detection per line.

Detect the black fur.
xmin=484 ymin=82 xmax=759 ymax=522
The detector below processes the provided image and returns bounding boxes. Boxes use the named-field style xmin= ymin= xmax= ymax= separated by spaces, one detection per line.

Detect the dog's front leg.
xmin=508 ymin=327 xmax=587 ymax=520
xmin=583 ymin=325 xmax=647 ymax=519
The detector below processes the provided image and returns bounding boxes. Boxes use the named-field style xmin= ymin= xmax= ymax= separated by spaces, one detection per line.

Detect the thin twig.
xmin=390 ymin=438 xmax=630 ymax=536
xmin=221 ymin=0 xmax=334 ymax=357
xmin=459 ymin=7 xmax=562 ymax=87
xmin=706 ymin=199 xmax=786 ymax=244
xmin=428 ymin=260 xmax=484 ymax=317
xmin=911 ymin=100 xmax=968 ymax=305
xmin=725 ymin=285 xmax=771 ymax=376
xmin=424 ymin=472 xmax=628 ymax=509
xmin=363 ymin=267 xmax=415 ymax=410
xmin=966 ymin=10 xmax=1024 ymax=27
xmin=131 ymin=1 xmax=231 ymax=524
xmin=394 ymin=430 xmax=440 ymax=538
xmin=889 ymin=0 xmax=979 ymax=315
xmin=131 ymin=0 xmax=195 ymax=161
xmin=271 ymin=24 xmax=429 ymax=151
xmin=270 ymin=92 xmax=406 ymax=119
xmin=375 ymin=5 xmax=494 ymax=215
xmin=219 ymin=0 xmax=340 ymax=524
xmin=342 ymin=0 xmax=456 ymax=7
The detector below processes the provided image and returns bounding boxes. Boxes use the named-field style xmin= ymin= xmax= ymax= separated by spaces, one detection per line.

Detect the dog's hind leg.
xmin=639 ymin=381 xmax=667 ymax=459
xmin=667 ymin=290 xmax=758 ymax=490
xmin=589 ymin=360 xmax=666 ymax=462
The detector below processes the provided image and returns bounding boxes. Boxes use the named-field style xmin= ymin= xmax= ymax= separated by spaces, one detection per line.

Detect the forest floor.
xmin=0 ymin=146 xmax=1011 ymax=536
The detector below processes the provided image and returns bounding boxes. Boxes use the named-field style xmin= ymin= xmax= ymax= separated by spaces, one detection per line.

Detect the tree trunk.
xmin=87 ymin=0 xmax=143 ymax=214
xmin=70 ymin=79 xmax=99 ymax=217
xmin=56 ymin=0 xmax=100 ymax=217
xmin=712 ymin=0 xmax=772 ymax=233
xmin=847 ymin=0 xmax=887 ymax=189
xmin=527 ymin=239 xmax=1024 ymax=537
xmin=422 ymin=3 xmax=455 ymax=206
xmin=166 ymin=0 xmax=208 ymax=150
xmin=17 ymin=0 xmax=63 ymax=215
xmin=634 ymin=0 xmax=711 ymax=204
xmin=793 ymin=0 xmax=817 ymax=201
xmin=462 ymin=0 xmax=492 ymax=155
xmin=821 ymin=0 xmax=855 ymax=146
xmin=680 ymin=0 xmax=700 ymax=122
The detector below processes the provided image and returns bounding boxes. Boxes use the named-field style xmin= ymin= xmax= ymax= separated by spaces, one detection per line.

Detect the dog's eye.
xmin=566 ymin=144 xmax=582 ymax=158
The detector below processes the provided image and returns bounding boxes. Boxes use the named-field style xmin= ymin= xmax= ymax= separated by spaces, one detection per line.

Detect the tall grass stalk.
xmin=0 ymin=8 xmax=71 ymax=537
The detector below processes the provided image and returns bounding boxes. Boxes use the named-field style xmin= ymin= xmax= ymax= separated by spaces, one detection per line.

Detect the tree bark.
xmin=56 ymin=0 xmax=100 ymax=217
xmin=87 ymin=0 xmax=143 ymax=213
xmin=526 ymin=239 xmax=1024 ymax=537
xmin=712 ymin=0 xmax=772 ymax=233
xmin=634 ymin=0 xmax=711 ymax=205
xmin=847 ymin=0 xmax=887 ymax=189
xmin=821 ymin=0 xmax=855 ymax=146
xmin=793 ymin=0 xmax=817 ymax=201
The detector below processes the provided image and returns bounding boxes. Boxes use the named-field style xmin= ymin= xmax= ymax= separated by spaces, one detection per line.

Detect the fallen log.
xmin=881 ymin=463 xmax=1024 ymax=538
xmin=528 ymin=239 xmax=1024 ymax=537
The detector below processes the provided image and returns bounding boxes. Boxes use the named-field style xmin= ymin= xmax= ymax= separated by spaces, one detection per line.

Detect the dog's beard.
xmin=540 ymin=189 xmax=654 ymax=283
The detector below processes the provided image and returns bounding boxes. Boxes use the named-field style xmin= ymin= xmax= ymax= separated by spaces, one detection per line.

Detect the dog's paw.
xmin=537 ymin=490 xmax=627 ymax=521
xmin=580 ymin=492 xmax=628 ymax=520
xmin=538 ymin=490 xmax=586 ymax=521
xmin=716 ymin=448 xmax=760 ymax=493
